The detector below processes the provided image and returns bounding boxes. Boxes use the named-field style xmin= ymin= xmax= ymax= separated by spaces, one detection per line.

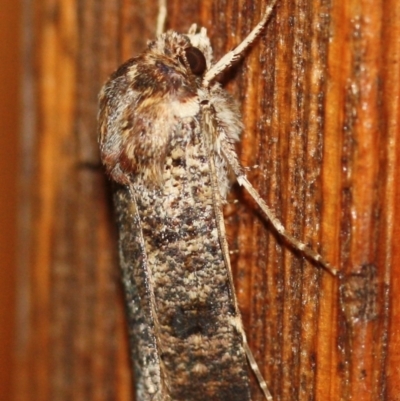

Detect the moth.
xmin=98 ymin=1 xmax=336 ymax=400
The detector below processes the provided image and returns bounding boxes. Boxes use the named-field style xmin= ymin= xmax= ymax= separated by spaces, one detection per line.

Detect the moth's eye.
xmin=184 ymin=47 xmax=207 ymax=76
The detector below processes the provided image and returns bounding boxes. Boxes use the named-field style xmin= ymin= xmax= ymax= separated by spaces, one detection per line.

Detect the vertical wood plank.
xmin=15 ymin=0 xmax=399 ymax=400
xmin=0 ymin=0 xmax=20 ymax=399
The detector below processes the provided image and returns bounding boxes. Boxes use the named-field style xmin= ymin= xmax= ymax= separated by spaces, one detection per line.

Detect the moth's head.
xmin=147 ymin=26 xmax=213 ymax=79
xmin=185 ymin=24 xmax=213 ymax=69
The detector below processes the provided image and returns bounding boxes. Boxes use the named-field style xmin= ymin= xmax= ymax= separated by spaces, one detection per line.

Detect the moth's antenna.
xmin=156 ymin=0 xmax=167 ymax=36
xmin=203 ymin=0 xmax=279 ymax=86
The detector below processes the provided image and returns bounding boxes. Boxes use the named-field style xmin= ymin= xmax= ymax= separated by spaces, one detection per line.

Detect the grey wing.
xmin=113 ymin=185 xmax=165 ymax=401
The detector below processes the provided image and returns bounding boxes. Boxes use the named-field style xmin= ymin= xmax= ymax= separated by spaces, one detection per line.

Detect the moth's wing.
xmin=114 ymin=186 xmax=165 ymax=401
xmin=202 ymin=107 xmax=274 ymax=401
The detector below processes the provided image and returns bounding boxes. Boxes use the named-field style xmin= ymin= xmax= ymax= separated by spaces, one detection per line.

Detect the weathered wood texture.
xmin=15 ymin=0 xmax=399 ymax=400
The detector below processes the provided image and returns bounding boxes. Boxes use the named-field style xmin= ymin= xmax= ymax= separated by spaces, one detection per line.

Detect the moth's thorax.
xmin=98 ymin=28 xmax=243 ymax=198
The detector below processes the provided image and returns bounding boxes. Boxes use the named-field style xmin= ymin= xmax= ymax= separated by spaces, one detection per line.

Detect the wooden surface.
xmin=14 ymin=0 xmax=400 ymax=400
xmin=0 ymin=0 xmax=20 ymax=400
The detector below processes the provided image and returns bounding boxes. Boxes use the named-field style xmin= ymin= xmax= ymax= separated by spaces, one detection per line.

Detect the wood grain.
xmin=15 ymin=0 xmax=399 ymax=400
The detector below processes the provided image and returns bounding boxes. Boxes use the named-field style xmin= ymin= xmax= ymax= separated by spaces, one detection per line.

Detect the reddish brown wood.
xmin=15 ymin=0 xmax=400 ymax=400
xmin=0 ymin=0 xmax=20 ymax=400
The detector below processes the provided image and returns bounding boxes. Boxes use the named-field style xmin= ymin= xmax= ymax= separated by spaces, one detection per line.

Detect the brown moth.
xmin=98 ymin=1 xmax=335 ymax=400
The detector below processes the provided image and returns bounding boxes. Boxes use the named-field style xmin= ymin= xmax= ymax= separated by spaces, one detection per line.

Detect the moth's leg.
xmin=203 ymin=0 xmax=279 ymax=86
xmin=221 ymin=139 xmax=337 ymax=275
xmin=156 ymin=0 xmax=167 ymax=36
xmin=238 ymin=175 xmax=337 ymax=275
